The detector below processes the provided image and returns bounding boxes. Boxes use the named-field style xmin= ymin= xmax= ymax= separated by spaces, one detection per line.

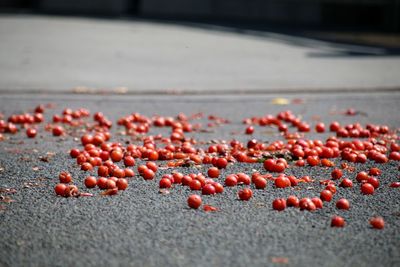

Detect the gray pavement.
xmin=1 ymin=14 xmax=400 ymax=93
xmin=0 ymin=92 xmax=400 ymax=267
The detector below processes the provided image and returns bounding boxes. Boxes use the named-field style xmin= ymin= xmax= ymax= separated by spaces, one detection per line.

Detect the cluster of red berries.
xmin=1 ymin=105 xmax=398 ymax=230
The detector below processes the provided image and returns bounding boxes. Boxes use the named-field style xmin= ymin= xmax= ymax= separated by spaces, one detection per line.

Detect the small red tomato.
xmin=311 ymin=197 xmax=323 ymax=209
xmin=110 ymin=150 xmax=123 ymax=162
xmin=146 ymin=161 xmax=158 ymax=172
xmin=339 ymin=178 xmax=353 ymax=188
xmin=70 ymin=148 xmax=80 ymax=158
xmin=54 ymin=183 xmax=67 ymax=196
xmin=286 ymin=195 xmax=299 ymax=208
xmin=331 ymin=215 xmax=345 ymax=227
xmin=142 ymin=168 xmax=155 ymax=180
xmin=336 ymin=198 xmax=350 ymax=210
xmin=26 ymin=128 xmax=37 ymax=138
xmin=112 ymin=168 xmax=125 ymax=178
xmin=84 ymin=176 xmax=97 ymax=188
xmin=237 ymin=173 xmax=251 ymax=185
xmin=307 ymin=156 xmax=320 ymax=167
xmin=123 ymin=156 xmax=135 ymax=167
xmin=238 ymin=188 xmax=253 ymax=201
xmin=207 ymin=167 xmax=220 ymax=178
xmin=369 ymin=217 xmax=384 ymax=229
xmin=172 ymin=172 xmax=183 ymax=184
xmin=315 ymin=122 xmax=325 ymax=133
xmin=367 ymin=176 xmax=380 ymax=189
xmin=253 ymin=177 xmax=267 ymax=189
xmin=182 ymin=175 xmax=192 ymax=186
xmin=59 ymin=171 xmax=72 ymax=183
xmin=188 ymin=194 xmax=202 ymax=209
xmin=225 ymin=174 xmax=238 ymax=187
xmin=116 ymin=178 xmax=128 ymax=190
xmin=159 ymin=178 xmax=172 ymax=189
xmin=189 ymin=179 xmax=202 ymax=190
xmin=369 ymin=167 xmax=381 ymax=176
xmin=97 ymin=177 xmax=108 ymax=189
xmin=81 ymin=162 xmax=93 ymax=171
xmin=275 ymin=176 xmax=291 ymax=188
xmin=356 ymin=171 xmax=369 ymax=182
xmin=272 ymin=198 xmax=287 ymax=211
xmin=331 ymin=169 xmax=343 ymax=180
xmin=390 ymin=182 xmax=400 ymax=188
xmin=299 ymin=198 xmax=316 ymax=211
xmin=64 ymin=185 xmax=79 ymax=197
xmin=212 ymin=182 xmax=224 ymax=194
xmin=216 ymin=158 xmax=228 ymax=169
xmin=361 ymin=183 xmax=375 ymax=195
xmin=320 ymin=189 xmax=333 ymax=202
xmin=106 ymin=179 xmax=117 ymax=189
xmin=202 ymin=184 xmax=216 ymax=195
xmin=52 ymin=126 xmax=64 ymax=136
xmin=325 ymin=184 xmax=337 ymax=194
xmin=245 ymin=126 xmax=254 ymax=135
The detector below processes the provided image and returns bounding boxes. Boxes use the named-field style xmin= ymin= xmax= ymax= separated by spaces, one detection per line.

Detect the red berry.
xmin=237 ymin=173 xmax=251 ymax=185
xmin=356 ymin=171 xmax=369 ymax=183
xmin=146 ymin=161 xmax=158 ymax=172
xmin=299 ymin=198 xmax=316 ymax=211
xmin=275 ymin=176 xmax=291 ymax=188
xmin=97 ymin=177 xmax=108 ymax=189
xmin=159 ymin=178 xmax=172 ymax=189
xmin=238 ymin=188 xmax=253 ymax=201
xmin=188 ymin=194 xmax=202 ymax=209
xmin=245 ymin=126 xmax=254 ymax=134
xmin=216 ymin=158 xmax=228 ymax=169
xmin=253 ymin=177 xmax=267 ymax=189
xmin=315 ymin=123 xmax=325 ymax=133
xmin=225 ymin=174 xmax=238 ymax=187
xmin=142 ymin=168 xmax=155 ymax=180
xmin=59 ymin=171 xmax=72 ymax=183
xmin=106 ymin=179 xmax=117 ymax=189
xmin=213 ymin=182 xmax=224 ymax=194
xmin=272 ymin=198 xmax=287 ymax=211
xmin=331 ymin=215 xmax=345 ymax=227
xmin=367 ymin=176 xmax=379 ymax=189
xmin=26 ymin=128 xmax=37 ymax=138
xmin=124 ymin=156 xmax=135 ymax=167
xmin=54 ymin=183 xmax=67 ymax=196
xmin=110 ymin=150 xmax=123 ymax=162
xmin=202 ymin=184 xmax=216 ymax=195
xmin=286 ymin=195 xmax=299 ymax=208
xmin=369 ymin=217 xmax=384 ymax=229
xmin=207 ymin=167 xmax=220 ymax=178
xmin=320 ymin=190 xmax=333 ymax=202
xmin=325 ymin=184 xmax=337 ymax=194
xmin=331 ymin=169 xmax=343 ymax=180
xmin=52 ymin=126 xmax=64 ymax=136
xmin=311 ymin=197 xmax=323 ymax=209
xmin=336 ymin=198 xmax=350 ymax=210
xmin=339 ymin=178 xmax=353 ymax=188
xmin=84 ymin=176 xmax=97 ymax=188
xmin=369 ymin=167 xmax=381 ymax=176
xmin=189 ymin=179 xmax=202 ymax=190
xmin=361 ymin=183 xmax=375 ymax=195
xmin=172 ymin=172 xmax=183 ymax=184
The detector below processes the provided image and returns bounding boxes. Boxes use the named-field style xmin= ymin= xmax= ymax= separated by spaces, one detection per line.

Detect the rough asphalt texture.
xmin=1 ymin=14 xmax=400 ymax=93
xmin=0 ymin=92 xmax=399 ymax=267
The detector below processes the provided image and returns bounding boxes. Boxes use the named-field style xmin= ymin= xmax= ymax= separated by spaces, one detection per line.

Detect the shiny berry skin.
xmin=26 ymin=128 xmax=37 ymax=138
xmin=52 ymin=126 xmax=64 ymax=136
xmin=253 ymin=177 xmax=267 ymax=189
xmin=286 ymin=195 xmax=299 ymax=208
xmin=369 ymin=167 xmax=381 ymax=176
xmin=331 ymin=169 xmax=343 ymax=180
xmin=106 ymin=179 xmax=117 ymax=189
xmin=238 ymin=188 xmax=253 ymax=201
xmin=339 ymin=178 xmax=353 ymax=188
xmin=172 ymin=172 xmax=183 ymax=184
xmin=59 ymin=172 xmax=72 ymax=183
xmin=84 ymin=176 xmax=97 ymax=188
xmin=225 ymin=174 xmax=238 ymax=187
xmin=213 ymin=182 xmax=224 ymax=194
xmin=356 ymin=171 xmax=369 ymax=183
xmin=361 ymin=183 xmax=375 ymax=195
xmin=188 ymin=195 xmax=202 ymax=209
xmin=123 ymin=156 xmax=135 ymax=167
xmin=320 ymin=190 xmax=333 ymax=202
xmin=325 ymin=184 xmax=337 ymax=194
xmin=367 ymin=177 xmax=380 ymax=189
xmin=311 ymin=197 xmax=323 ymax=209
xmin=202 ymin=184 xmax=216 ymax=195
xmin=146 ymin=162 xmax=158 ymax=172
xmin=207 ymin=167 xmax=220 ymax=178
xmin=336 ymin=198 xmax=350 ymax=210
xmin=275 ymin=176 xmax=291 ymax=188
xmin=54 ymin=183 xmax=67 ymax=196
xmin=97 ymin=177 xmax=108 ymax=189
xmin=189 ymin=179 xmax=202 ymax=190
xmin=299 ymin=198 xmax=315 ymax=211
xmin=142 ymin=168 xmax=155 ymax=180
xmin=315 ymin=123 xmax=325 ymax=133
xmin=245 ymin=126 xmax=254 ymax=135
xmin=331 ymin=215 xmax=345 ymax=227
xmin=216 ymin=158 xmax=228 ymax=169
xmin=272 ymin=198 xmax=287 ymax=211
xmin=110 ymin=150 xmax=123 ymax=162
xmin=369 ymin=217 xmax=384 ymax=229
xmin=159 ymin=178 xmax=172 ymax=189
xmin=237 ymin=173 xmax=251 ymax=185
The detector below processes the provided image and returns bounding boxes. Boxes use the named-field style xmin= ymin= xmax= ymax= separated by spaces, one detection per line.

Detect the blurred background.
xmin=1 ymin=0 xmax=399 ymax=31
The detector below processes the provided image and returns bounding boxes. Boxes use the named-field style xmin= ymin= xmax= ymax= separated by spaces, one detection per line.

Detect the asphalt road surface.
xmin=0 ymin=92 xmax=399 ymax=267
